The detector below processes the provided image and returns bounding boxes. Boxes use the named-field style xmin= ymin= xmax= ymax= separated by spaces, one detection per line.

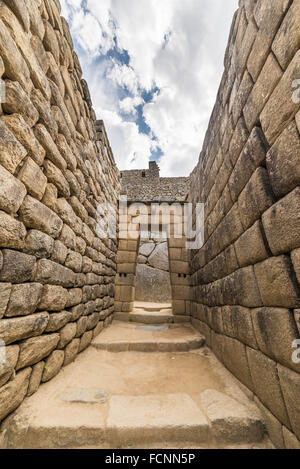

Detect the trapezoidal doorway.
xmin=135 ymin=232 xmax=172 ymax=305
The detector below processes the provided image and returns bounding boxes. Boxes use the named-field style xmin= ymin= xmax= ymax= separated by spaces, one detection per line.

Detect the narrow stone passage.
xmin=2 ymin=309 xmax=272 ymax=449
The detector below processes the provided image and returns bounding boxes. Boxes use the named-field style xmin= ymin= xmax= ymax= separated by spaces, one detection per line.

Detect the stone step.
xmin=91 ymin=321 xmax=205 ymax=352
xmin=134 ymin=301 xmax=172 ymax=312
xmin=1 ymin=348 xmax=269 ymax=449
xmin=114 ymin=310 xmax=190 ymax=325
xmin=107 ymin=393 xmax=210 ymax=447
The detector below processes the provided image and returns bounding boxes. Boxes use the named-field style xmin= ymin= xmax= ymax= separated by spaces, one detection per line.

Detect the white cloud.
xmin=119 ymin=96 xmax=144 ymax=116
xmin=61 ymin=0 xmax=239 ymax=176
xmin=99 ymin=109 xmax=154 ymax=170
xmin=107 ymin=62 xmax=140 ymax=95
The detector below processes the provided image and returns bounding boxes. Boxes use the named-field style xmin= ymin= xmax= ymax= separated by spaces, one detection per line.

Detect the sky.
xmin=60 ymin=0 xmax=238 ymax=176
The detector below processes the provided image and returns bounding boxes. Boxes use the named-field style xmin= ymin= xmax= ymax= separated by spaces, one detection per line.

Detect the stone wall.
xmin=189 ymin=0 xmax=300 ymax=449
xmin=0 ymin=0 xmax=120 ymax=425
xmin=136 ymin=239 xmax=172 ymax=303
xmin=121 ymin=161 xmax=189 ymax=202
xmin=116 ymin=203 xmax=191 ymax=315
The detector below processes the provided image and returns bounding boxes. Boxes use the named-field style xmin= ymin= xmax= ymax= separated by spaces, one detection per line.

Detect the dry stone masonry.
xmin=0 ymin=0 xmax=120 ymax=425
xmin=121 ymin=161 xmax=189 ymax=202
xmin=0 ymin=0 xmax=300 ymax=451
xmin=189 ymin=0 xmax=300 ymax=449
xmin=136 ymin=238 xmax=172 ymax=303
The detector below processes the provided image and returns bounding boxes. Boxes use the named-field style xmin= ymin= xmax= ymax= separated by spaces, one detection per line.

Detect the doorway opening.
xmin=134 ymin=231 xmax=172 ymax=307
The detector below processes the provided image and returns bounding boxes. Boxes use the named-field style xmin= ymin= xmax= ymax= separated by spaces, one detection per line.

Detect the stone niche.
xmin=135 ymin=237 xmax=171 ymax=303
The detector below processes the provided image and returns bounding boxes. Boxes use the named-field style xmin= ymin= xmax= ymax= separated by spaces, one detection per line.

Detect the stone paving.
xmin=1 ymin=306 xmax=273 ymax=449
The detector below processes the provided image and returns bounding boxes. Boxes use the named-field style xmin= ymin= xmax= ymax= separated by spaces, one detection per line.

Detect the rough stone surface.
xmin=135 ymin=264 xmax=172 ymax=303
xmin=5 ymin=283 xmax=43 ymax=318
xmin=0 ymin=313 xmax=49 ymax=345
xmin=278 ymin=365 xmax=300 ymax=440
xmin=38 ymin=285 xmax=68 ymax=311
xmin=0 ymin=0 xmax=120 ymax=431
xmin=0 ymin=164 xmax=26 ymax=214
xmin=0 ymin=345 xmax=19 ymax=387
xmin=16 ymin=334 xmax=60 ymax=370
xmin=0 ymin=250 xmax=36 ymax=284
xmin=42 ymin=350 xmax=64 ymax=383
xmin=0 ymin=368 xmax=31 ymax=421
xmin=200 ymin=389 xmax=264 ymax=443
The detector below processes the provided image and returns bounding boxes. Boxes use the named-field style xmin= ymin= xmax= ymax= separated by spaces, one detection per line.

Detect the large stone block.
xmin=5 ymin=283 xmax=43 ymax=317
xmin=18 ymin=157 xmax=47 ymax=200
xmin=228 ymin=117 xmax=249 ymax=166
xmin=115 ymin=285 xmax=135 ymax=302
xmin=0 ymin=250 xmax=36 ymax=283
xmin=24 ymin=230 xmax=54 ymax=259
xmin=2 ymin=114 xmax=45 ymax=166
xmin=31 ymin=89 xmax=57 ymax=138
xmin=58 ymin=322 xmax=77 ymax=349
xmin=0 ymin=344 xmax=19 ymax=387
xmin=56 ymin=198 xmax=82 ymax=235
xmin=2 ymin=80 xmax=38 ymax=129
xmin=51 ymin=239 xmax=68 ymax=265
xmin=4 ymin=0 xmax=30 ymax=32
xmin=228 ymin=127 xmax=266 ymax=202
xmin=16 ymin=334 xmax=60 ymax=370
xmin=66 ymin=288 xmax=82 ymax=308
xmin=282 ymin=426 xmax=300 ymax=450
xmin=222 ymin=335 xmax=254 ymax=391
xmin=247 ymin=0 xmax=290 ymax=81
xmin=76 ymin=316 xmax=88 ymax=338
xmin=254 ymin=397 xmax=285 ymax=449
xmin=42 ymin=350 xmax=64 ymax=382
xmin=148 ymin=242 xmax=169 ymax=271
xmin=254 ymin=256 xmax=300 ymax=308
xmin=238 ymin=167 xmax=275 ymax=230
xmin=262 ymin=187 xmax=300 ymax=255
xmin=260 ymin=50 xmax=300 ymax=145
xmin=0 ymin=283 xmax=11 ymax=319
xmin=44 ymin=159 xmax=70 ymax=198
xmin=0 ymin=211 xmax=26 ymax=250
xmin=79 ymin=330 xmax=93 ymax=352
xmin=234 ymin=19 xmax=257 ymax=82
xmin=34 ymin=259 xmax=76 ymax=287
xmin=0 ymin=312 xmax=49 ymax=345
xmin=252 ymin=307 xmax=300 ymax=372
xmin=65 ymin=250 xmax=82 ymax=273
xmin=135 ymin=264 xmax=171 ymax=302
xmin=19 ymin=195 xmax=63 ymax=238
xmin=27 ymin=361 xmax=45 ymax=397
xmin=247 ymin=348 xmax=291 ymax=428
xmin=59 ymin=224 xmax=76 ymax=250
xmin=232 ymin=266 xmax=263 ymax=308
xmin=0 ymin=119 xmax=27 ymax=173
xmin=0 ymin=2 xmax=50 ymax=98
xmin=0 ymin=368 xmax=31 ymax=421
xmin=222 ymin=305 xmax=257 ymax=348
xmin=272 ymin=0 xmax=300 ymax=69
xmin=235 ymin=220 xmax=269 ymax=267
xmin=0 ymin=164 xmax=26 ymax=214
xmin=266 ymin=121 xmax=300 ymax=197
xmin=244 ymin=53 xmax=282 ymax=131
xmin=45 ymin=311 xmax=72 ymax=333
xmin=116 ymin=251 xmax=137 ymax=264
xmin=38 ymin=285 xmax=68 ymax=311
xmin=291 ymin=249 xmax=300 ymax=284
xmin=0 ymin=19 xmax=31 ymax=92
xmin=34 ymin=124 xmax=67 ymax=172
xmin=86 ymin=313 xmax=100 ymax=331
xmin=278 ymin=364 xmax=300 ymax=440
xmin=64 ymin=338 xmax=80 ymax=366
